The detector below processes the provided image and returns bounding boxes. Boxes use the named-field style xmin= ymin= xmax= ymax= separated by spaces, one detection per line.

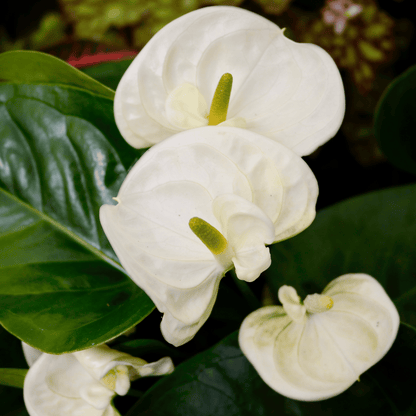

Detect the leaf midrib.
xmin=0 ymin=278 xmax=132 ymax=296
xmin=0 ymin=187 xmax=125 ymax=274
xmin=0 ymin=80 xmax=115 ymax=101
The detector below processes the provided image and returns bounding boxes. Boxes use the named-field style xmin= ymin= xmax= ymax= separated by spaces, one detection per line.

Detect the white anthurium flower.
xmin=114 ymin=5 xmax=345 ymax=156
xmin=100 ymin=126 xmax=318 ymax=346
xmin=239 ymin=273 xmax=400 ymax=401
xmin=23 ymin=343 xmax=174 ymax=416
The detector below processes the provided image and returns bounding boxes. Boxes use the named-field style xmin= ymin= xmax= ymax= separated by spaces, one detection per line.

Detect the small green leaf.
xmin=0 ymin=51 xmax=114 ymax=99
xmin=0 ymin=369 xmax=27 ymax=389
xmin=375 ymin=65 xmax=416 ymax=175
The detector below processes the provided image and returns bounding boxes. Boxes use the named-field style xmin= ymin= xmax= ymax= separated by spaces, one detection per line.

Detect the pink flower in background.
xmin=322 ymin=0 xmax=363 ymax=34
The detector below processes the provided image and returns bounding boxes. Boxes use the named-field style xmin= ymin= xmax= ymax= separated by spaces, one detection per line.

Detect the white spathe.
xmin=114 ymin=6 xmax=345 ymax=156
xmin=23 ymin=343 xmax=174 ymax=416
xmin=239 ymin=273 xmax=400 ymax=401
xmin=100 ymin=126 xmax=318 ymax=346
xmin=22 ymin=341 xmax=43 ymax=367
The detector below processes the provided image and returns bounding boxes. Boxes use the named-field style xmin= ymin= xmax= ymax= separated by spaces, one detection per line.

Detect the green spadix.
xmin=189 ymin=217 xmax=228 ymax=255
xmin=208 ymin=73 xmax=233 ymax=126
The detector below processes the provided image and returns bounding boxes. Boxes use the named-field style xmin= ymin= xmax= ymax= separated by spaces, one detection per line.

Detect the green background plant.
xmin=375 ymin=65 xmax=416 ymax=176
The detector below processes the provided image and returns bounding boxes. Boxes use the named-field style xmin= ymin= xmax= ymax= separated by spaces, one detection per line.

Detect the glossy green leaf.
xmin=128 ymin=325 xmax=416 ymax=416
xmin=265 ymin=184 xmax=416 ymax=329
xmin=375 ymin=65 xmax=416 ymax=175
xmin=0 ymin=60 xmax=154 ymax=353
xmin=0 ymin=51 xmax=114 ymax=99
xmin=0 ymin=369 xmax=27 ymax=389
xmin=80 ymin=59 xmax=134 ymax=90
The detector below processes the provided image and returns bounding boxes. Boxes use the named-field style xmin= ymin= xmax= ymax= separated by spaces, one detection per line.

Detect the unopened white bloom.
xmin=114 ymin=5 xmax=345 ymax=156
xmin=239 ymin=273 xmax=400 ymax=401
xmin=23 ymin=343 xmax=174 ymax=416
xmin=100 ymin=126 xmax=318 ymax=346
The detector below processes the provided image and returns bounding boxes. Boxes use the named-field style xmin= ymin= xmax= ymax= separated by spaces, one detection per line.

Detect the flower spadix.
xmin=23 ymin=343 xmax=174 ymax=416
xmin=114 ymin=5 xmax=345 ymax=156
xmin=239 ymin=273 xmax=400 ymax=401
xmin=100 ymin=126 xmax=318 ymax=346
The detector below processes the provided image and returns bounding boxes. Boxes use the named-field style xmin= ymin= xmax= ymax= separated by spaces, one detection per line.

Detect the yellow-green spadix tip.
xmin=208 ymin=73 xmax=233 ymax=126
xmin=189 ymin=217 xmax=228 ymax=255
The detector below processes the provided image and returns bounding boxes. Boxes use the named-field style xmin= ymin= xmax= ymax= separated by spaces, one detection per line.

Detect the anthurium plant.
xmin=1 ymin=5 xmax=416 ymax=416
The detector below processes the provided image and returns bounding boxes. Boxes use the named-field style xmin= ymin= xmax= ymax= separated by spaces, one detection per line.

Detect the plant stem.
xmin=230 ymin=269 xmax=261 ymax=311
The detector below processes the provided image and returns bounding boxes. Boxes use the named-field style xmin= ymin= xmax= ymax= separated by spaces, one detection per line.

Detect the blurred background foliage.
xmin=1 ymin=0 xmax=415 ymax=206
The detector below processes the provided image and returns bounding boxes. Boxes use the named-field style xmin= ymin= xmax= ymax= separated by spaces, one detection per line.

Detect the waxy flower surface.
xmin=239 ymin=273 xmax=400 ymax=401
xmin=23 ymin=343 xmax=174 ymax=416
xmin=114 ymin=5 xmax=345 ymax=156
xmin=100 ymin=126 xmax=318 ymax=346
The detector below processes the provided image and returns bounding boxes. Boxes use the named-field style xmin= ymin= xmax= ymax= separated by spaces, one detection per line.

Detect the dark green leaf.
xmin=0 ymin=369 xmax=27 ymax=389
xmin=0 ymin=327 xmax=28 ymax=415
xmin=128 ymin=325 xmax=416 ymax=416
xmin=0 ymin=327 xmax=27 ymax=370
xmin=112 ymin=339 xmax=186 ymax=361
xmin=129 ymin=331 xmax=285 ymax=416
xmin=0 ymin=384 xmax=28 ymax=416
xmin=80 ymin=59 xmax=134 ymax=90
xmin=265 ymin=184 xmax=416 ymax=329
xmin=375 ymin=65 xmax=416 ymax=175
xmin=0 ymin=78 xmax=154 ymax=353
xmin=0 ymin=51 xmax=114 ymax=99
